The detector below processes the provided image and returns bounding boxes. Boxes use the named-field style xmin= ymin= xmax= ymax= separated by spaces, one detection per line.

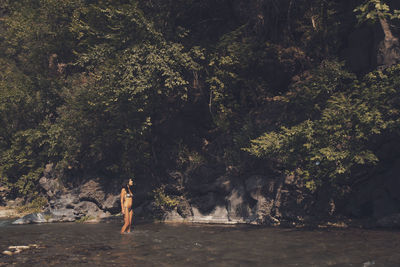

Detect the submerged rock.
xmin=2 ymin=244 xmax=41 ymax=256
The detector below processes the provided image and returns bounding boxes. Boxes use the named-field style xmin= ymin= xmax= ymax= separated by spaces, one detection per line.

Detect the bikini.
xmin=125 ymin=192 xmax=133 ymax=212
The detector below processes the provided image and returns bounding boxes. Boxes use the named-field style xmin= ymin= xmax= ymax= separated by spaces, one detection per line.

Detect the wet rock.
xmin=2 ymin=250 xmax=13 ymax=256
xmin=12 ymin=213 xmax=48 ymax=224
xmin=164 ymin=209 xmax=185 ymax=222
xmin=191 ymin=206 xmax=231 ymax=224
xmin=2 ymin=244 xmax=41 ymax=256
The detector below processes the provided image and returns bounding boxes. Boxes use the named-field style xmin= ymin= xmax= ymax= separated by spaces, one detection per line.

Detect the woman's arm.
xmin=120 ymin=188 xmax=125 ymax=214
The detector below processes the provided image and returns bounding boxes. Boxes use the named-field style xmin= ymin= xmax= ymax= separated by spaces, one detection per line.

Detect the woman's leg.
xmin=127 ymin=209 xmax=133 ymax=232
xmin=120 ymin=208 xmax=129 ymax=234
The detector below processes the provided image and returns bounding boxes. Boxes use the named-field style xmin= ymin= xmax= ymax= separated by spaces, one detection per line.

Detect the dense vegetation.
xmin=1 ymin=0 xmax=399 ymax=214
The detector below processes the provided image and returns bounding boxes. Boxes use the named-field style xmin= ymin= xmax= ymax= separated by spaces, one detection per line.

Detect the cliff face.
xmin=12 ymin=155 xmax=399 ymax=227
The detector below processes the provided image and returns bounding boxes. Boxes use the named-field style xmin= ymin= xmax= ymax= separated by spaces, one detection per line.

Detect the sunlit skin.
xmin=120 ymin=179 xmax=134 ymax=234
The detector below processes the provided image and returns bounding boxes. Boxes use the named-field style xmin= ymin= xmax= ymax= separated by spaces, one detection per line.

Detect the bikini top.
xmin=126 ymin=193 xmax=132 ymax=198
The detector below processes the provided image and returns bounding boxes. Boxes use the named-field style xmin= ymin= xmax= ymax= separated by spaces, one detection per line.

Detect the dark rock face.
xmin=345 ymin=158 xmax=400 ymax=220
xmin=14 ymin=165 xmax=122 ymax=224
xmin=377 ymin=213 xmax=400 ymax=228
xmin=176 ymin=198 xmax=192 ymax=218
xmin=377 ymin=38 xmax=400 ymax=69
xmin=342 ymin=20 xmax=400 ymax=73
xmin=163 ymin=173 xmax=306 ymax=225
xmin=39 ymin=164 xmax=63 ymax=198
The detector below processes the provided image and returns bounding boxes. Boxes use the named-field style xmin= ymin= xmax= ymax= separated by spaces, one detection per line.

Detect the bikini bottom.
xmin=125 ymin=206 xmax=133 ymax=212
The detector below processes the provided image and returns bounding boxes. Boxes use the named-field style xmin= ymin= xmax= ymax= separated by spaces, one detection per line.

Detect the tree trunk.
xmin=376 ymin=15 xmax=400 ymax=68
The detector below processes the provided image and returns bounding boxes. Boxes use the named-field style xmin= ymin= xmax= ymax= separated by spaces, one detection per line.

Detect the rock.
xmin=164 ymin=209 xmax=185 ymax=222
xmin=2 ymin=250 xmax=13 ymax=256
xmin=39 ymin=176 xmax=63 ymax=198
xmin=6 ymin=198 xmax=24 ymax=208
xmin=78 ymin=179 xmax=106 ymax=206
xmin=186 ymin=166 xmax=220 ymax=194
xmin=214 ymin=175 xmax=233 ymax=194
xmin=377 ymin=213 xmax=400 ymax=228
xmin=245 ymin=175 xmax=280 ymax=224
xmin=191 ymin=206 xmax=231 ymax=224
xmin=48 ymin=193 xmax=79 ymax=210
xmin=373 ymin=196 xmax=398 ymax=218
xmin=176 ymin=198 xmax=192 ymax=218
xmin=47 ymin=209 xmax=76 ymax=222
xmin=0 ymin=186 xmax=10 ymax=206
xmin=191 ymin=192 xmax=218 ymax=213
xmin=2 ymin=244 xmax=41 ymax=256
xmin=12 ymin=213 xmax=48 ymax=224
xmin=75 ymin=201 xmax=101 ymax=218
xmin=377 ymin=37 xmax=400 ymax=69
xmin=226 ymin=187 xmax=252 ymax=223
xmin=102 ymin=194 xmax=120 ymax=213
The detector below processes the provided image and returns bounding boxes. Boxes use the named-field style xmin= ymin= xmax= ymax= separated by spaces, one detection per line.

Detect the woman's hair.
xmin=122 ymin=179 xmax=133 ymax=193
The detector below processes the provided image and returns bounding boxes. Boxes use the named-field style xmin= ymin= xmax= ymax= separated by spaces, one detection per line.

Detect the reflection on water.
xmin=0 ymin=219 xmax=400 ymax=266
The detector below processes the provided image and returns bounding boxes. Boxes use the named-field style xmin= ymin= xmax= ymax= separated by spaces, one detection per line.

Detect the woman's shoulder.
xmin=121 ymin=188 xmax=126 ymax=194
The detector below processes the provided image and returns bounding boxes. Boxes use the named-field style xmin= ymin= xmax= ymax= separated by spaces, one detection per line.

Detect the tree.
xmin=354 ymin=0 xmax=400 ymax=67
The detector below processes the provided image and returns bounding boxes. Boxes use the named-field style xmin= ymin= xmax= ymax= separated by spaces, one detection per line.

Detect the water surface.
xmin=0 ymin=219 xmax=399 ymax=266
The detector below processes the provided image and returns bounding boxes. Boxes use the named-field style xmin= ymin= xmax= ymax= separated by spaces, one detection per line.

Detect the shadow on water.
xmin=1 ymin=220 xmax=400 ymax=266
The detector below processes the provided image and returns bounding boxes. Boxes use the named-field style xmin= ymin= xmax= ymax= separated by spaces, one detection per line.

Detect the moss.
xmin=76 ymin=215 xmax=94 ymax=223
xmin=15 ymin=196 xmax=47 ymax=214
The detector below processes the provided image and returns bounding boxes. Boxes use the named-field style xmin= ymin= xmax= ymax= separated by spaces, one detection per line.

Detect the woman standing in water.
xmin=120 ymin=178 xmax=134 ymax=234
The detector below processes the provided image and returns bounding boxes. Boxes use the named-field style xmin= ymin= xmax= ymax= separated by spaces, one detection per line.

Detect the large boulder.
xmin=74 ymin=201 xmax=110 ymax=219
xmin=16 ymin=174 xmax=123 ymax=224
xmin=78 ymin=179 xmax=106 ymax=206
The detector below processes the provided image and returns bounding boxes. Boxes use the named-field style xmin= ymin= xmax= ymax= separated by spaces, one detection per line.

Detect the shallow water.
xmin=0 ymin=219 xmax=399 ymax=266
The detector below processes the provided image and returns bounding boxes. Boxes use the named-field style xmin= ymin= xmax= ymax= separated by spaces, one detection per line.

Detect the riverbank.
xmin=0 ymin=207 xmax=20 ymax=219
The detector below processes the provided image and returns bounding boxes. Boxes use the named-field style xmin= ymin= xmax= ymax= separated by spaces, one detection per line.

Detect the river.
xmin=0 ymin=219 xmax=399 ymax=266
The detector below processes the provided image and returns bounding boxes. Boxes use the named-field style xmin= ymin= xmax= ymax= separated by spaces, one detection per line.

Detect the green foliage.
xmin=354 ymin=0 xmax=400 ymax=24
xmin=245 ymin=63 xmax=400 ymax=192
xmin=153 ymin=186 xmax=180 ymax=211
xmin=176 ymin=144 xmax=205 ymax=170
xmin=76 ymin=215 xmax=94 ymax=223
xmin=15 ymin=196 xmax=47 ymax=214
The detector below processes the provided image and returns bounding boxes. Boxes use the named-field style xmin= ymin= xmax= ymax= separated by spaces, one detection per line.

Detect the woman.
xmin=120 ymin=178 xmax=134 ymax=234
